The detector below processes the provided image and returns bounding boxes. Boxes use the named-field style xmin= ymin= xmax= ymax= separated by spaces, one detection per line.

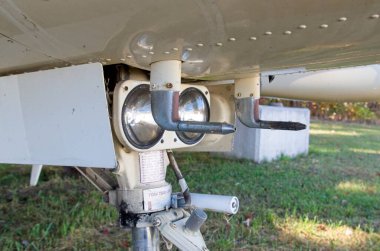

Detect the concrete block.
xmin=223 ymin=106 xmax=310 ymax=163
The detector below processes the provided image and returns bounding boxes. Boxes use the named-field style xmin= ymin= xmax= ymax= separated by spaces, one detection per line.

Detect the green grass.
xmin=1 ymin=121 xmax=380 ymax=250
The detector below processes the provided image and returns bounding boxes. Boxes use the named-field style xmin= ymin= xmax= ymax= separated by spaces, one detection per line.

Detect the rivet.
xmin=149 ymin=51 xmax=155 ymax=55
xmin=106 ymin=58 xmax=111 ymax=62
xmin=196 ymin=43 xmax=204 ymax=47
xmin=123 ymin=86 xmax=128 ymax=91
xmin=166 ymin=83 xmax=173 ymax=88
xmin=205 ymin=91 xmax=209 ymax=95
xmin=141 ymin=55 xmax=147 ymax=58
xmin=284 ymin=30 xmax=292 ymax=35
xmin=320 ymin=24 xmax=329 ymax=29
xmin=164 ymin=51 xmax=170 ymax=54
xmin=126 ymin=55 xmax=133 ymax=58
xmin=186 ymin=47 xmax=193 ymax=51
xmin=370 ymin=14 xmax=380 ymax=19
xmin=161 ymin=139 xmax=164 ymax=144
xmin=264 ymin=31 xmax=272 ymax=35
xmin=228 ymin=37 xmax=236 ymax=41
xmin=172 ymin=47 xmax=179 ymax=51
xmin=237 ymin=93 xmax=241 ymax=97
xmin=338 ymin=17 xmax=348 ymax=22
xmin=249 ymin=36 xmax=257 ymax=41
xmin=174 ymin=138 xmax=177 ymax=142
xmin=250 ymin=93 xmax=253 ymax=97
xmin=298 ymin=24 xmax=307 ymax=29
xmin=216 ymin=42 xmax=223 ymax=46
xmin=120 ymin=58 xmax=126 ymax=61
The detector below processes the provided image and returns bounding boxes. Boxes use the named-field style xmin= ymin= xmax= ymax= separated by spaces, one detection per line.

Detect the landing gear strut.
xmin=78 ymin=147 xmax=238 ymax=250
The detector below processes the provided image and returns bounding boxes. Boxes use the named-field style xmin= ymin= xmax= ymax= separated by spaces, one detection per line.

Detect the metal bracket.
xmin=152 ymin=209 xmax=208 ymax=251
xmin=236 ymin=97 xmax=306 ymax=130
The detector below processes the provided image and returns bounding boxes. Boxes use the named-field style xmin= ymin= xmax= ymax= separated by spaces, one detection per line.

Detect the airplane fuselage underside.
xmin=1 ymin=0 xmax=380 ymax=79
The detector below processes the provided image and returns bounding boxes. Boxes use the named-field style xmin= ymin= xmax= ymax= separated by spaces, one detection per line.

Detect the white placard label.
xmin=139 ymin=151 xmax=165 ymax=184
xmin=143 ymin=185 xmax=172 ymax=211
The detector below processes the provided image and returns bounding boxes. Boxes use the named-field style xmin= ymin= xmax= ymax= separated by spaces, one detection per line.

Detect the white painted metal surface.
xmin=0 ymin=63 xmax=116 ymax=168
xmin=30 ymin=164 xmax=43 ymax=186
xmin=262 ymin=64 xmax=380 ymax=101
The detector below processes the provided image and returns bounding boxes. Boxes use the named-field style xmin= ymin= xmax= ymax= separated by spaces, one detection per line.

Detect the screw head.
xmin=298 ymin=24 xmax=307 ymax=29
xmin=338 ymin=17 xmax=348 ymax=22
xmin=153 ymin=218 xmax=161 ymax=227
xmin=166 ymin=83 xmax=173 ymax=89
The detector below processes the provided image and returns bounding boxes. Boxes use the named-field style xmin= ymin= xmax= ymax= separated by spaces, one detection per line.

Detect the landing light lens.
xmin=177 ymin=88 xmax=210 ymax=144
xmin=122 ymin=84 xmax=164 ymax=149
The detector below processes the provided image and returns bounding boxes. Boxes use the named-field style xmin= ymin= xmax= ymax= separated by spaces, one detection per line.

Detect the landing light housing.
xmin=113 ymin=80 xmax=210 ymax=151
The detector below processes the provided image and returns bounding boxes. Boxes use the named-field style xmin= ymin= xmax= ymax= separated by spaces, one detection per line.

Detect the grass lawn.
xmin=0 ymin=121 xmax=379 ymax=250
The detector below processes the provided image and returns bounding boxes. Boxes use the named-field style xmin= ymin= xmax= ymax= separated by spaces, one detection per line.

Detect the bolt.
xmin=237 ymin=93 xmax=241 ymax=97
xmin=205 ymin=91 xmax=209 ymax=95
xmin=153 ymin=218 xmax=161 ymax=227
xmin=166 ymin=83 xmax=173 ymax=89
xmin=123 ymin=86 xmax=128 ymax=91
xmin=250 ymin=93 xmax=253 ymax=97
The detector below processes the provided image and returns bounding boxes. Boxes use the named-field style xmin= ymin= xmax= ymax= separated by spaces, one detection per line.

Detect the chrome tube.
xmin=132 ymin=227 xmax=160 ymax=251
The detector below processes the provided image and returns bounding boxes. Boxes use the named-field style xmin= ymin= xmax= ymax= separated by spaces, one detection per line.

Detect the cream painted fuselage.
xmin=1 ymin=0 xmax=380 ymax=79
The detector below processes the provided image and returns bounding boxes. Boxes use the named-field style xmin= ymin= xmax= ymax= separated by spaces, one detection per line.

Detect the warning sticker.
xmin=139 ymin=151 xmax=165 ymax=184
xmin=143 ymin=185 xmax=172 ymax=211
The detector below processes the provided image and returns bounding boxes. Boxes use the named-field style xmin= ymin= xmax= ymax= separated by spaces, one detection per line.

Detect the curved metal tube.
xmin=236 ymin=97 xmax=306 ymax=130
xmin=151 ymin=90 xmax=235 ymax=135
